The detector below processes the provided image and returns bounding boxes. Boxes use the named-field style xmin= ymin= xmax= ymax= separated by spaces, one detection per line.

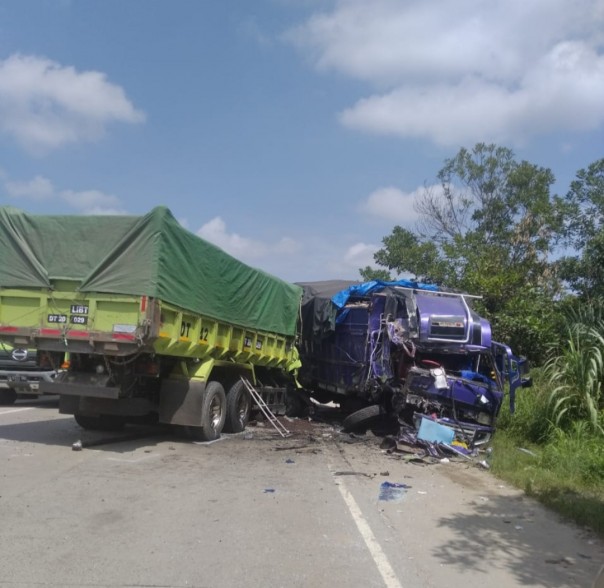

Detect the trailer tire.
xmin=185 ymin=381 xmax=226 ymax=441
xmin=285 ymin=388 xmax=307 ymax=418
xmin=74 ymin=414 xmax=126 ymax=431
xmin=223 ymin=380 xmax=251 ymax=433
xmin=0 ymin=389 xmax=17 ymax=405
xmin=342 ymin=405 xmax=382 ymax=433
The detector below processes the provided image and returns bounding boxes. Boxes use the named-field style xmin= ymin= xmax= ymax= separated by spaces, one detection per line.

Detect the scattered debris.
xmin=334 ymin=471 xmax=374 ymax=478
xmin=378 ymin=481 xmax=411 ymax=502
xmin=380 ymin=437 xmax=398 ymax=452
xmin=285 ymin=458 xmax=295 ymax=464
xmin=275 ymin=444 xmax=310 ymax=451
xmin=545 ymin=556 xmax=575 ymax=566
xmin=263 ymin=488 xmax=275 ymax=493
xmin=72 ymin=440 xmax=82 ymax=451
xmin=416 ymin=416 xmax=455 ymax=444
xmin=517 ymin=447 xmax=538 ymax=458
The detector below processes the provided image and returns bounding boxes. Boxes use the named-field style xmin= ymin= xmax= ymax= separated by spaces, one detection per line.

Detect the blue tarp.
xmin=331 ymin=279 xmax=439 ymax=308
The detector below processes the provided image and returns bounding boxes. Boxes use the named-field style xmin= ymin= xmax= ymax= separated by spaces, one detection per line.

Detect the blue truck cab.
xmin=296 ymin=280 xmax=531 ymax=446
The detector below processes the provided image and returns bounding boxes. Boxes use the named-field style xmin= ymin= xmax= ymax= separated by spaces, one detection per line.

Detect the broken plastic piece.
xmin=517 ymin=447 xmax=538 ymax=457
xmin=430 ymin=367 xmax=449 ymax=389
xmin=378 ymin=481 xmax=411 ymax=502
xmin=417 ymin=416 xmax=455 ymax=444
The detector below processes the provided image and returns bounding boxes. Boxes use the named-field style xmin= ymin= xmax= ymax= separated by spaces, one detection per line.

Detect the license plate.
xmin=48 ymin=314 xmax=67 ymax=324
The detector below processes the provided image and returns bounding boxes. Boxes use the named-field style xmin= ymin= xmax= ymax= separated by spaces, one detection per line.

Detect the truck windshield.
xmin=415 ymin=350 xmax=498 ymax=385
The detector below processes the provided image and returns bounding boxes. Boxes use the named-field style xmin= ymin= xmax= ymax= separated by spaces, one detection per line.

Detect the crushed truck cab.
xmin=297 ymin=280 xmax=530 ymax=445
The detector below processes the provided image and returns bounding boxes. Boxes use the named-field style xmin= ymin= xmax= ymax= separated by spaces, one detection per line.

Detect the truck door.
xmin=492 ymin=342 xmax=529 ymax=413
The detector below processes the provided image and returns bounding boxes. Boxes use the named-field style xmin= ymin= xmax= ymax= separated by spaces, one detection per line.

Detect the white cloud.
xmin=60 ymin=189 xmax=126 ymax=215
xmin=193 ymin=216 xmax=381 ymax=282
xmin=198 ymin=217 xmax=268 ymax=258
xmin=360 ymin=185 xmax=429 ymax=223
xmin=5 ymin=175 xmax=54 ymax=201
xmin=289 ymin=0 xmax=604 ymax=145
xmin=343 ymin=242 xmax=379 ymax=269
xmin=1 ymin=172 xmax=126 ymax=215
xmin=275 ymin=237 xmax=302 ymax=255
xmin=197 ymin=217 xmax=302 ymax=261
xmin=0 ymin=54 xmax=145 ymax=152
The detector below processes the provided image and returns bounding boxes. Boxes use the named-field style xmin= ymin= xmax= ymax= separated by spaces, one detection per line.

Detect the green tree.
xmin=558 ymin=158 xmax=604 ymax=301
xmin=359 ymin=266 xmax=392 ymax=282
xmin=363 ymin=143 xmax=565 ymax=362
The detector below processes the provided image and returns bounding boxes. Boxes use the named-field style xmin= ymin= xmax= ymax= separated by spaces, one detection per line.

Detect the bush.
xmin=543 ymin=306 xmax=604 ymax=435
xmin=496 ymin=368 xmax=554 ymax=443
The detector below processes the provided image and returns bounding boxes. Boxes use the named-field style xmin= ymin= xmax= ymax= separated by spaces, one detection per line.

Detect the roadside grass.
xmin=492 ymin=371 xmax=604 ymax=537
xmin=491 ymin=429 xmax=604 ymax=536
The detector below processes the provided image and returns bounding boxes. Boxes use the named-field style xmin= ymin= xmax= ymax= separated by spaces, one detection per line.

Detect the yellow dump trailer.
xmin=0 ymin=206 xmax=302 ymax=440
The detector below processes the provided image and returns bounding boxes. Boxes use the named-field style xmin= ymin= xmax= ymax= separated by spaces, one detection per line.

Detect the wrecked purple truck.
xmin=294 ymin=280 xmax=531 ymax=447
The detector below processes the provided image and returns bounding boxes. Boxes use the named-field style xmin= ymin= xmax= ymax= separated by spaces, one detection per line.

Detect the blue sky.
xmin=1 ymin=0 xmax=603 ymax=282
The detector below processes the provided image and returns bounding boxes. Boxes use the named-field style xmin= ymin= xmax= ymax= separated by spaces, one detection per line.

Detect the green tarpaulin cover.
xmin=0 ymin=206 xmax=302 ymax=336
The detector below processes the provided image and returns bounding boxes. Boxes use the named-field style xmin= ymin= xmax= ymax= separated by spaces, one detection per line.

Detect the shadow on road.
xmin=432 ymin=490 xmax=602 ymax=587
xmin=0 ymin=413 xmax=177 ymax=453
xmin=12 ymin=395 xmax=60 ymax=408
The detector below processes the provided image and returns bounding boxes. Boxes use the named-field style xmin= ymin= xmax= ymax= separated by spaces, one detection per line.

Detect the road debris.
xmin=378 ymin=481 xmax=411 ymax=502
xmin=517 ymin=447 xmax=539 ymax=457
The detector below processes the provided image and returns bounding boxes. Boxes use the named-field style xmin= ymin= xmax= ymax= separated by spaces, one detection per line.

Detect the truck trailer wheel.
xmin=0 ymin=389 xmax=17 ymax=405
xmin=342 ymin=404 xmax=382 ymax=433
xmin=223 ymin=380 xmax=251 ymax=433
xmin=285 ymin=388 xmax=307 ymax=418
xmin=185 ymin=381 xmax=226 ymax=441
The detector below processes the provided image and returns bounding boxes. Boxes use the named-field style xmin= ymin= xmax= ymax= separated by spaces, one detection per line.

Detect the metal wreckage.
xmin=294 ymin=280 xmax=532 ymax=459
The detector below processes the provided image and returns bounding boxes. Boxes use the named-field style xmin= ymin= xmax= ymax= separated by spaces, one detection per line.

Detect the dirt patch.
xmin=440 ymin=462 xmax=492 ymax=491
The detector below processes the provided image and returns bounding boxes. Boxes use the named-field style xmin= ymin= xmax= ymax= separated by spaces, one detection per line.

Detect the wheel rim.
xmin=237 ymin=393 xmax=250 ymax=426
xmin=209 ymin=394 xmax=223 ymax=431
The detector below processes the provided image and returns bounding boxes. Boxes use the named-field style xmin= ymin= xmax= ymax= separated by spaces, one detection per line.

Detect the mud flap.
xmin=158 ymin=379 xmax=206 ymax=426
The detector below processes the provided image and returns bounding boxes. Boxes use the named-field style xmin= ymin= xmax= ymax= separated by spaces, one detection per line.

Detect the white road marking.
xmin=335 ymin=477 xmax=403 ymax=588
xmin=0 ymin=407 xmax=35 ymax=416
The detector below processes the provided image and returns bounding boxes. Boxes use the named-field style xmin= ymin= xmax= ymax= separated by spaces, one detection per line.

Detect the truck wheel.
xmin=0 ymin=389 xmax=17 ymax=405
xmin=185 ymin=381 xmax=226 ymax=441
xmin=223 ymin=380 xmax=251 ymax=433
xmin=285 ymin=388 xmax=307 ymax=417
xmin=74 ymin=414 xmax=126 ymax=431
xmin=342 ymin=405 xmax=382 ymax=433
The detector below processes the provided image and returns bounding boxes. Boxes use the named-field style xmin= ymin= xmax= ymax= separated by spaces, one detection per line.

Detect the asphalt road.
xmin=0 ymin=397 xmax=602 ymax=588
